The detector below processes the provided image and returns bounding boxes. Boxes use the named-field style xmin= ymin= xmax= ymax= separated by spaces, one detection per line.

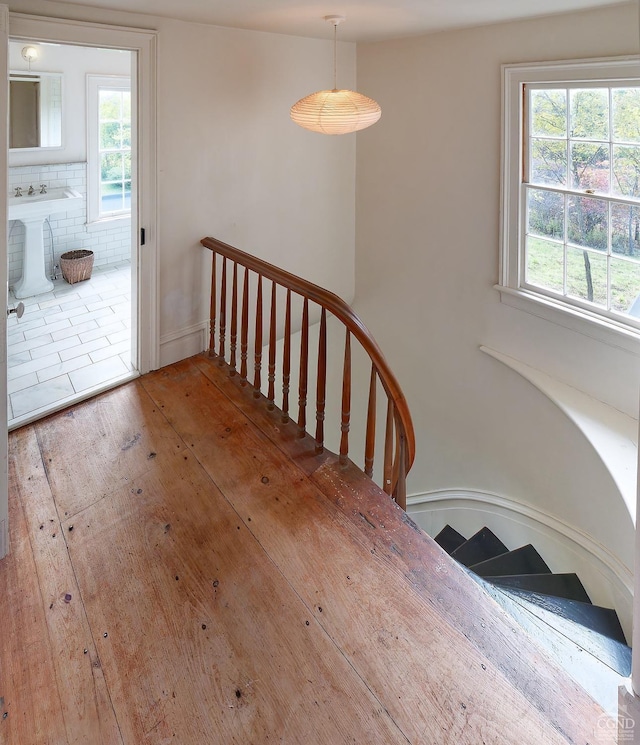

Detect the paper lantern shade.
xmin=290 ymin=88 xmax=382 ymax=135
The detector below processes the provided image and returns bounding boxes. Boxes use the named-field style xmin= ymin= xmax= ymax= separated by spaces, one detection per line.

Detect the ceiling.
xmin=37 ymin=0 xmax=632 ymax=42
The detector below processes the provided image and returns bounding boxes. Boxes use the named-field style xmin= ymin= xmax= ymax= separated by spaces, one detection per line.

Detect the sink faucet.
xmin=14 ymin=187 xmax=22 ymax=197
xmin=40 ymin=184 xmax=47 ymax=194
xmin=28 ymin=185 xmax=35 ymax=196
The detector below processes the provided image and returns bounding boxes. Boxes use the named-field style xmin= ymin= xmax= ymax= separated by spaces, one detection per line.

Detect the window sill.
xmin=86 ymin=214 xmax=131 ymax=233
xmin=495 ymin=284 xmax=640 ymax=356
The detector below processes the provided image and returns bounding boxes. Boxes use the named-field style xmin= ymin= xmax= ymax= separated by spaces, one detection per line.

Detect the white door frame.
xmin=0 ymin=14 xmax=158 ymax=560
xmin=8 ymin=12 xmax=159 ymax=374
xmin=0 ymin=4 xmax=10 ymax=559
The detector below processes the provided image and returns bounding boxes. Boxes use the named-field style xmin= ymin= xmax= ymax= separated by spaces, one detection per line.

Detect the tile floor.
xmin=7 ymin=261 xmax=135 ymax=429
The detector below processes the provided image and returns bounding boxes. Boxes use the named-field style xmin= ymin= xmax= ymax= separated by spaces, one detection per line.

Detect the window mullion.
xmin=563 ymin=192 xmax=568 ymax=296
xmin=607 ymin=201 xmax=612 ymax=311
xmin=523 ymin=83 xmax=530 ymax=185
xmin=524 ymin=183 xmax=640 ymax=209
xmin=608 ymin=88 xmax=613 ymax=312
xmin=519 ymin=183 xmax=527 ymax=288
xmin=566 ymin=85 xmax=573 ymax=304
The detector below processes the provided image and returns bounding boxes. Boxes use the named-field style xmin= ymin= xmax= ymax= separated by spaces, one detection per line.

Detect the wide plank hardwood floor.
xmin=0 ymin=355 xmax=617 ymax=744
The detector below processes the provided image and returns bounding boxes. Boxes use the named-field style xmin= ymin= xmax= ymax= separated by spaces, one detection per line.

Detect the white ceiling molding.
xmin=43 ymin=0 xmax=628 ymax=42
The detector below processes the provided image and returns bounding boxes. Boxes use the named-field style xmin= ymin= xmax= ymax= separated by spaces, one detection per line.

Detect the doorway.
xmin=0 ymin=13 xmax=157 ymax=559
xmin=5 ymin=13 xmax=159 ymax=428
xmin=7 ymin=41 xmax=136 ymax=428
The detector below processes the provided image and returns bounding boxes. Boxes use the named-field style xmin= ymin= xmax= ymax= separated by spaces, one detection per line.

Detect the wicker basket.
xmin=60 ymin=250 xmax=94 ymax=285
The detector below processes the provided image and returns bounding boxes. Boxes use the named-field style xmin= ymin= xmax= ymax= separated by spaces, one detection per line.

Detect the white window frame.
xmin=86 ymin=73 xmax=131 ymax=227
xmin=499 ymin=56 xmax=640 ymax=351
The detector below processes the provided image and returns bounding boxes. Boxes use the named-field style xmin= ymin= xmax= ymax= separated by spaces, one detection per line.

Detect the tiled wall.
xmin=8 ymin=162 xmax=131 ymax=288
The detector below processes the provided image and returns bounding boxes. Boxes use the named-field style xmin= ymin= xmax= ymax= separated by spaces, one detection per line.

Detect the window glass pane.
xmin=612 ymin=145 xmax=640 ymax=198
xmin=100 ymin=121 xmax=121 ymax=150
xmin=612 ymin=203 xmax=640 ymax=259
xmin=123 ymin=152 xmax=132 ymax=180
xmin=570 ymin=88 xmax=609 ymax=140
xmin=101 ymin=182 xmax=122 ymax=199
xmin=570 ymin=142 xmax=609 ymax=191
xmin=527 ymin=188 xmax=564 ymax=240
xmin=94 ymin=82 xmax=131 ymax=219
xmin=99 ymin=90 xmax=122 ymax=120
xmin=101 ymin=152 xmax=123 ymax=182
xmin=611 ymin=257 xmax=640 ymax=314
xmin=530 ymin=139 xmax=566 ymax=186
xmin=101 ymin=181 xmax=123 ymax=212
xmin=566 ymin=247 xmax=607 ymax=306
xmin=530 ymin=89 xmax=566 ymax=137
xmin=612 ymin=88 xmax=640 ymax=144
xmin=568 ymin=195 xmax=608 ymax=251
xmin=525 ymin=237 xmax=564 ymax=292
xmin=123 ymin=91 xmax=131 ymax=120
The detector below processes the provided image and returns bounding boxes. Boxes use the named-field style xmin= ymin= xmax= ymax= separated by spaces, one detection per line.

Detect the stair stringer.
xmin=407 ymin=489 xmax=633 ymax=641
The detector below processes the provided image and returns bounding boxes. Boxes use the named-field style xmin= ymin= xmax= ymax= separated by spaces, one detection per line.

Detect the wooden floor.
xmin=0 ymin=354 xmax=617 ymax=744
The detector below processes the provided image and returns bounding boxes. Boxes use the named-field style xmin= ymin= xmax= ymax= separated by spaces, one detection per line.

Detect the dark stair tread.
xmin=488 ymin=573 xmax=591 ymax=604
xmin=450 ymin=527 xmax=508 ymax=567
xmin=434 ymin=525 xmax=466 ymax=555
xmin=475 ymin=576 xmax=626 ymax=714
xmin=469 ymin=544 xmax=551 ymax=578
xmin=500 ymin=588 xmax=627 ymax=645
xmin=496 ymin=588 xmax=631 ymax=676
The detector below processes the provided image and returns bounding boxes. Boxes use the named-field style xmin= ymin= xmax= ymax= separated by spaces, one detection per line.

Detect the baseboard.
xmin=0 ymin=519 xmax=7 ymax=560
xmin=159 ymin=322 xmax=208 ymax=368
xmin=408 ymin=489 xmax=633 ymax=641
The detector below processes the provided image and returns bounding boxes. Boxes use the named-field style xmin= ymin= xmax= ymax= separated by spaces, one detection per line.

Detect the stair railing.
xmin=201 ymin=237 xmax=415 ymax=509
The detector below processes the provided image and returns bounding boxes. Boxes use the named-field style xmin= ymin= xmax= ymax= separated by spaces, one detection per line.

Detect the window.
xmin=87 ymin=75 xmax=131 ymax=224
xmin=500 ymin=57 xmax=640 ymax=340
xmin=98 ymin=87 xmax=131 ymax=214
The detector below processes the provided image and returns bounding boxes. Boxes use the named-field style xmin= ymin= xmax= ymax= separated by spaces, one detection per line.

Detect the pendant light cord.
xmin=333 ymin=22 xmax=338 ymax=91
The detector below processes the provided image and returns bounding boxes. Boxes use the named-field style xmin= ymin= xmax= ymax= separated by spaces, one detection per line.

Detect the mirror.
xmin=9 ymin=72 xmax=62 ymax=150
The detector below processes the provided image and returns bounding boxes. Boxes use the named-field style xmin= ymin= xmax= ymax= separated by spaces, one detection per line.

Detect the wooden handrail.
xmin=201 ymin=236 xmax=415 ymax=507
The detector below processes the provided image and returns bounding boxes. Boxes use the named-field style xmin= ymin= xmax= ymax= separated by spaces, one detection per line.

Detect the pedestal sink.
xmin=8 ymin=187 xmax=83 ymax=298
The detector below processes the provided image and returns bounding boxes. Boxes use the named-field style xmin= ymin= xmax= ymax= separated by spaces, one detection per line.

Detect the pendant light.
xmin=290 ymin=16 xmax=381 ymax=135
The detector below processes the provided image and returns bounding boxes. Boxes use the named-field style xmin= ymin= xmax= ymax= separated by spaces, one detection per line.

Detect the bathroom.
xmin=7 ymin=39 xmax=136 ymax=427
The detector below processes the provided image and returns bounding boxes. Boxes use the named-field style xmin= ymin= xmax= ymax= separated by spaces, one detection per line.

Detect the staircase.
xmin=435 ymin=524 xmax=631 ymax=714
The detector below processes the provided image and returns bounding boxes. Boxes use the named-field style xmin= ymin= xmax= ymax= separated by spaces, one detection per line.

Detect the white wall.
xmin=8 ymin=0 xmax=357 ymax=364
xmin=356 ymin=4 xmax=640 ymax=573
xmin=156 ymin=21 xmax=356 ymax=360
